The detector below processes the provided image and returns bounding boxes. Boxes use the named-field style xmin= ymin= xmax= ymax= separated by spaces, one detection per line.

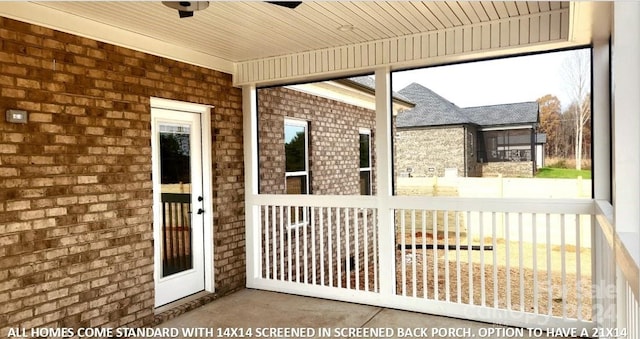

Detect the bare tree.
xmin=562 ymin=49 xmax=591 ymax=170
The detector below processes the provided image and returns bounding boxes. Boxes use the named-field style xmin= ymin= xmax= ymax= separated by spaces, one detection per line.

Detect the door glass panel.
xmin=159 ymin=123 xmax=193 ymax=277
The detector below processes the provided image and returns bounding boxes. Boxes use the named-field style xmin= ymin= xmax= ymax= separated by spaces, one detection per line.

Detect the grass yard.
xmin=536 ymin=167 xmax=592 ymax=179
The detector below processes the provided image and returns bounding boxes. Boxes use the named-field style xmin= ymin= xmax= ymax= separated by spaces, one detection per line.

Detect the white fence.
xmin=398 ymin=177 xmax=593 ymax=248
xmin=247 ymin=194 xmax=596 ymax=331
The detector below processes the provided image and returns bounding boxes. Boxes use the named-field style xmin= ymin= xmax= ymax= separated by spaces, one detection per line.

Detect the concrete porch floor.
xmin=157 ymin=289 xmax=570 ymax=338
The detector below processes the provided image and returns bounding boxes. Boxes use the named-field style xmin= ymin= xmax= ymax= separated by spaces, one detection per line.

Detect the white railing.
xmin=247 ymin=195 xmax=597 ymax=330
xmin=594 ymin=200 xmax=639 ymax=339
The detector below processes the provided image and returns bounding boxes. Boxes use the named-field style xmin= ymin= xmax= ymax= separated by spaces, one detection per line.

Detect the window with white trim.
xmin=285 ymin=118 xmax=309 ymax=225
xmin=359 ymin=129 xmax=372 ymax=195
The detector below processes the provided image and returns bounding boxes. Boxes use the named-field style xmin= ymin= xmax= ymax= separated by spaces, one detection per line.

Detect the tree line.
xmin=536 ymin=49 xmax=591 ymax=170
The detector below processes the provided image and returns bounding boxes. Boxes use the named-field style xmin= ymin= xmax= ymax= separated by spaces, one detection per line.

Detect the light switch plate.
xmin=6 ymin=109 xmax=28 ymax=123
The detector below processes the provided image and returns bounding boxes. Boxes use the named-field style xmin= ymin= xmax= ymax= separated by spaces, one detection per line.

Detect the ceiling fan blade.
xmin=266 ymin=1 xmax=302 ymax=9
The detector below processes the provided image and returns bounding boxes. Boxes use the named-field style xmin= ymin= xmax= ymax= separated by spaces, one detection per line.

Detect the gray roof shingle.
xmin=396 ymin=83 xmax=469 ymax=127
xmin=396 ymin=82 xmax=539 ymax=128
xmin=464 ymin=101 xmax=539 ymax=126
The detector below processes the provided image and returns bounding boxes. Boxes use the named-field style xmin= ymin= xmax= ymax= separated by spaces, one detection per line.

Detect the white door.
xmin=152 ymin=108 xmax=206 ymax=307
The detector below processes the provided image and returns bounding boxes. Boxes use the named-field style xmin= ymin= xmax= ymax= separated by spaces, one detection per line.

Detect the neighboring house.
xmin=395 ymin=83 xmax=543 ymax=178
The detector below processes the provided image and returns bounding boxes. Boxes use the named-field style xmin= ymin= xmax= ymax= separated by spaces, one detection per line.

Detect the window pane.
xmin=286 ymin=175 xmax=307 ymax=195
xmin=285 ymin=124 xmax=306 ymax=172
xmin=359 ymin=133 xmax=370 ymax=168
xmin=360 ymin=171 xmax=371 ymax=195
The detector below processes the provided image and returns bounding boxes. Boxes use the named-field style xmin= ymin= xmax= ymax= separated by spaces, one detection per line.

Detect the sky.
xmin=392 ymin=48 xmax=590 ymax=111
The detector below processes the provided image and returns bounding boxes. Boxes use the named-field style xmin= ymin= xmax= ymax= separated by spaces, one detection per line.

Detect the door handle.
xmin=197 ymin=208 xmax=204 ymax=215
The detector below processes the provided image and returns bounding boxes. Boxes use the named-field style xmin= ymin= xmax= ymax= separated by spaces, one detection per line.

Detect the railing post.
xmin=243 ymin=84 xmax=261 ymax=286
xmin=375 ymin=67 xmax=395 ymax=297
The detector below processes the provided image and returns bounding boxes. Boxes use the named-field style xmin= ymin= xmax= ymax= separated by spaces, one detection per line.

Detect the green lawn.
xmin=536 ymin=167 xmax=592 ymax=179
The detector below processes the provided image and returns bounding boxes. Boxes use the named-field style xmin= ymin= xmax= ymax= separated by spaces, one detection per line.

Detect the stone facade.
xmin=480 ymin=161 xmax=534 ymax=178
xmin=0 ymin=17 xmax=244 ymax=334
xmin=395 ymin=126 xmax=467 ymax=177
xmin=395 ymin=125 xmax=533 ymax=178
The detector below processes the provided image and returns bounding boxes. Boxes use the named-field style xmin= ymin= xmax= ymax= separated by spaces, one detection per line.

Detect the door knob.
xmin=197 ymin=208 xmax=204 ymax=215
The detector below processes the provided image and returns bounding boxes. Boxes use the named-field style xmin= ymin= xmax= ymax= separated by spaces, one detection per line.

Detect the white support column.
xmin=611 ymin=2 xmax=640 ymax=306
xmin=243 ymin=85 xmax=261 ymax=286
xmin=591 ymin=12 xmax=611 ymax=202
xmin=611 ymin=2 xmax=640 ymax=234
xmin=375 ymin=67 xmax=395 ymax=296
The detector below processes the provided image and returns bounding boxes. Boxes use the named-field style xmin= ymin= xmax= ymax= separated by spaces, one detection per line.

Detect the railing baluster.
xmin=354 ymin=208 xmax=360 ymax=291
xmin=271 ymin=205 xmax=277 ymax=280
xmin=455 ymin=211 xmax=461 ymax=303
xmin=345 ymin=208 xmax=351 ymax=290
xmin=444 ymin=210 xmax=450 ymax=302
xmin=480 ymin=211 xmax=486 ymax=306
xmin=373 ymin=210 xmax=378 ymax=292
xmin=162 ymin=203 xmax=169 ymax=273
xmin=319 ymin=207 xmax=324 ymax=286
xmin=492 ymin=212 xmax=498 ymax=308
xmin=519 ymin=212 xmax=524 ymax=311
xmin=561 ymin=213 xmax=567 ymax=318
xmin=303 ymin=206 xmax=309 ymax=284
xmin=328 ymin=207 xmax=334 ymax=287
xmin=364 ymin=208 xmax=369 ymax=292
xmin=422 ymin=210 xmax=428 ymax=299
xmin=311 ymin=207 xmax=316 ymax=284
xmin=264 ymin=205 xmax=270 ymax=279
xmin=337 ymin=207 xmax=342 ymax=288
xmin=467 ymin=211 xmax=473 ymax=305
xmin=411 ymin=209 xmax=417 ymax=297
xmin=505 ymin=212 xmax=511 ymax=309
xmin=433 ymin=210 xmax=438 ymax=300
xmin=575 ymin=213 xmax=582 ymax=320
xmin=532 ymin=213 xmax=538 ymax=314
xmin=169 ymin=202 xmax=175 ymax=272
xmin=279 ymin=205 xmax=284 ymax=281
xmin=546 ymin=214 xmax=552 ymax=315
xmin=401 ymin=209 xmax=406 ymax=296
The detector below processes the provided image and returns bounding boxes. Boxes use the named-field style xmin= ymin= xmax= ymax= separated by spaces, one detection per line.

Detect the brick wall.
xmin=257 ymin=86 xmax=376 ymax=195
xmin=0 ymin=17 xmax=244 ymax=335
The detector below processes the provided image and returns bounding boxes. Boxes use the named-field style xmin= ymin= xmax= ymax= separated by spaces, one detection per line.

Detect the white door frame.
xmin=150 ymin=97 xmax=215 ymax=306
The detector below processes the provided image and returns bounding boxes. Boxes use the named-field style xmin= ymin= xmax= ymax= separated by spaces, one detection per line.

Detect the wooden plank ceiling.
xmin=5 ymin=1 xmax=582 ymax=85
xmin=33 ymin=1 xmax=569 ymax=63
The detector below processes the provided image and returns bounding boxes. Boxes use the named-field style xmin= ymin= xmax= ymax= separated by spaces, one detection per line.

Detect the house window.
xmin=359 ymin=129 xmax=372 ymax=195
xmin=285 ymin=119 xmax=309 ymax=225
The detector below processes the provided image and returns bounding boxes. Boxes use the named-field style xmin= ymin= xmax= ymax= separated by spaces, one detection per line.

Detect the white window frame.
xmin=284 ymin=118 xmax=309 ymax=227
xmin=359 ymin=128 xmax=372 ymax=196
